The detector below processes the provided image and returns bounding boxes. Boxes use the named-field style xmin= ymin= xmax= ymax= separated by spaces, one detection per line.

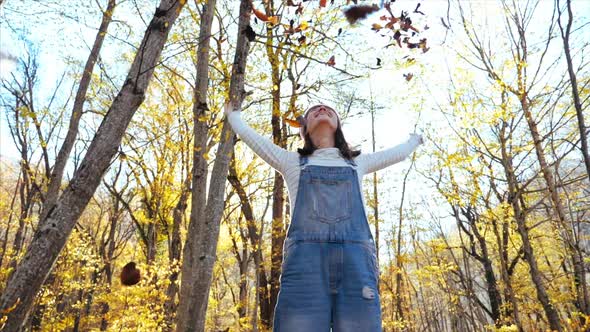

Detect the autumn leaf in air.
xmin=342 ymin=4 xmax=379 ymax=24
xmin=295 ymin=3 xmax=304 ymax=15
xmin=419 ymin=38 xmax=429 ymax=53
xmin=327 ymin=55 xmax=336 ymax=66
xmin=414 ymin=3 xmax=425 ymax=15
xmin=285 ymin=118 xmax=302 ymax=128
xmin=371 ymin=23 xmax=383 ymax=31
xmin=393 ymin=30 xmax=402 ymax=47
xmin=298 ymin=35 xmax=307 ymax=45
xmin=120 ymin=261 xmax=141 ymax=286
xmin=284 ymin=110 xmax=305 ymax=128
xmin=253 ymin=7 xmax=279 ymax=25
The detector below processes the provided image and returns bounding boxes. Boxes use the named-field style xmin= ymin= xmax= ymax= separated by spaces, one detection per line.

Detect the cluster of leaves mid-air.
xmin=241 ymin=0 xmax=430 ymax=127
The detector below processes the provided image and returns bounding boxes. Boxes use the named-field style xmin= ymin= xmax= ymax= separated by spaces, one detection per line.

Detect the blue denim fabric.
xmin=273 ymin=155 xmax=382 ymax=331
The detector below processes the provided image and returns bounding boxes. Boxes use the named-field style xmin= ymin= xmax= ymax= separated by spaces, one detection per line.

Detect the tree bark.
xmin=556 ymin=0 xmax=590 ymax=183
xmin=499 ymin=122 xmax=563 ymax=332
xmin=0 ymin=1 xmax=184 ymax=328
xmin=227 ymin=152 xmax=272 ymax=328
xmin=176 ymin=0 xmax=251 ymax=330
xmin=262 ymin=3 xmax=287 ymax=316
xmin=38 ymin=0 xmax=117 ymax=226
xmin=163 ymin=174 xmax=189 ymax=329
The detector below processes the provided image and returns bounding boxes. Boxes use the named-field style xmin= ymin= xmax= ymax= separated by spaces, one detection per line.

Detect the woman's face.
xmin=305 ymin=104 xmax=339 ymax=136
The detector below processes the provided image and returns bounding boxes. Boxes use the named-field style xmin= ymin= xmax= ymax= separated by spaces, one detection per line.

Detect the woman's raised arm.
xmin=356 ymin=133 xmax=423 ymax=174
xmin=225 ymin=103 xmax=290 ymax=174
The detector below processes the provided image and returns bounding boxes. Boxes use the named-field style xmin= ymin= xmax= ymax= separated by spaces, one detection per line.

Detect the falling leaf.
xmin=120 ymin=262 xmax=141 ymax=286
xmin=243 ymin=25 xmax=256 ymax=41
xmin=371 ymin=23 xmax=383 ymax=31
xmin=285 ymin=118 xmax=302 ymax=128
xmin=342 ymin=4 xmax=380 ymax=24
xmin=253 ymin=7 xmax=279 ymax=25
xmin=393 ymin=30 xmax=402 ymax=47
xmin=419 ymin=38 xmax=429 ymax=53
xmin=327 ymin=55 xmax=336 ymax=66
xmin=296 ymin=3 xmax=304 ymax=15
xmin=414 ymin=3 xmax=425 ymax=15
xmin=400 ymin=16 xmax=419 ymax=32
xmin=253 ymin=7 xmax=269 ymax=21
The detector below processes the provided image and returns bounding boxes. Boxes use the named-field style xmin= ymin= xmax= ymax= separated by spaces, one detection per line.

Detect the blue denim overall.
xmin=273 ymin=155 xmax=382 ymax=331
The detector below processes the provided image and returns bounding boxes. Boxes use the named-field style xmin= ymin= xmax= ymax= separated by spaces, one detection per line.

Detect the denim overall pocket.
xmin=306 ymin=177 xmax=353 ymax=224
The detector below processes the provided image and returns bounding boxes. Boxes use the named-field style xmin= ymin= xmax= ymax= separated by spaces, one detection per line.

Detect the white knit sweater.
xmin=227 ymin=111 xmax=422 ymax=220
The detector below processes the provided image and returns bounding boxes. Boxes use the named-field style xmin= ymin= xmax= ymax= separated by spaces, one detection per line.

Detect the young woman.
xmin=224 ymin=102 xmax=424 ymax=332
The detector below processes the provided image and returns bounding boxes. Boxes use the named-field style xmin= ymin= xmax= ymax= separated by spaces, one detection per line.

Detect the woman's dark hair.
xmin=297 ymin=112 xmax=362 ymax=160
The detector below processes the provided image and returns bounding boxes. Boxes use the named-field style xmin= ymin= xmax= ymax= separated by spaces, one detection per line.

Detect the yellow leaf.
xmin=268 ymin=16 xmax=279 ymax=25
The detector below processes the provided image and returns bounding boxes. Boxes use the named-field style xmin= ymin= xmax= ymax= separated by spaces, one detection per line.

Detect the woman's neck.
xmin=311 ymin=135 xmax=335 ymax=149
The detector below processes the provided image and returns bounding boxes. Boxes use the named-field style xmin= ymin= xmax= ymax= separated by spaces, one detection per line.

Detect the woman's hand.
xmin=224 ymin=101 xmax=238 ymax=117
xmin=410 ymin=133 xmax=424 ymax=145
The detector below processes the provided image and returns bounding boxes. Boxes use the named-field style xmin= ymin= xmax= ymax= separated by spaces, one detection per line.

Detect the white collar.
xmin=311 ymin=147 xmax=341 ymax=158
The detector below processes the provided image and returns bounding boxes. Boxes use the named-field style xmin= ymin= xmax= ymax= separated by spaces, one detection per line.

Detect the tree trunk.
xmin=99 ymin=200 xmax=119 ymax=331
xmin=38 ymin=0 xmax=117 ymax=226
xmin=263 ymin=8 xmax=287 ymax=317
xmin=176 ymin=0 xmax=251 ymax=330
xmin=557 ymin=0 xmax=590 ymax=183
xmin=499 ymin=123 xmax=563 ymax=332
xmin=556 ymin=0 xmax=590 ymax=317
xmin=163 ymin=174 xmax=189 ymax=329
xmin=228 ymin=152 xmax=272 ymax=328
xmin=0 ymin=1 xmax=185 ymax=328
xmin=175 ymin=0 xmax=217 ymax=329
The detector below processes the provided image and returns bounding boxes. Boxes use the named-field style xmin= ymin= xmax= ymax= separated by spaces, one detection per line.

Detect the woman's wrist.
xmin=409 ymin=133 xmax=424 ymax=145
xmin=224 ymin=102 xmax=241 ymax=117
